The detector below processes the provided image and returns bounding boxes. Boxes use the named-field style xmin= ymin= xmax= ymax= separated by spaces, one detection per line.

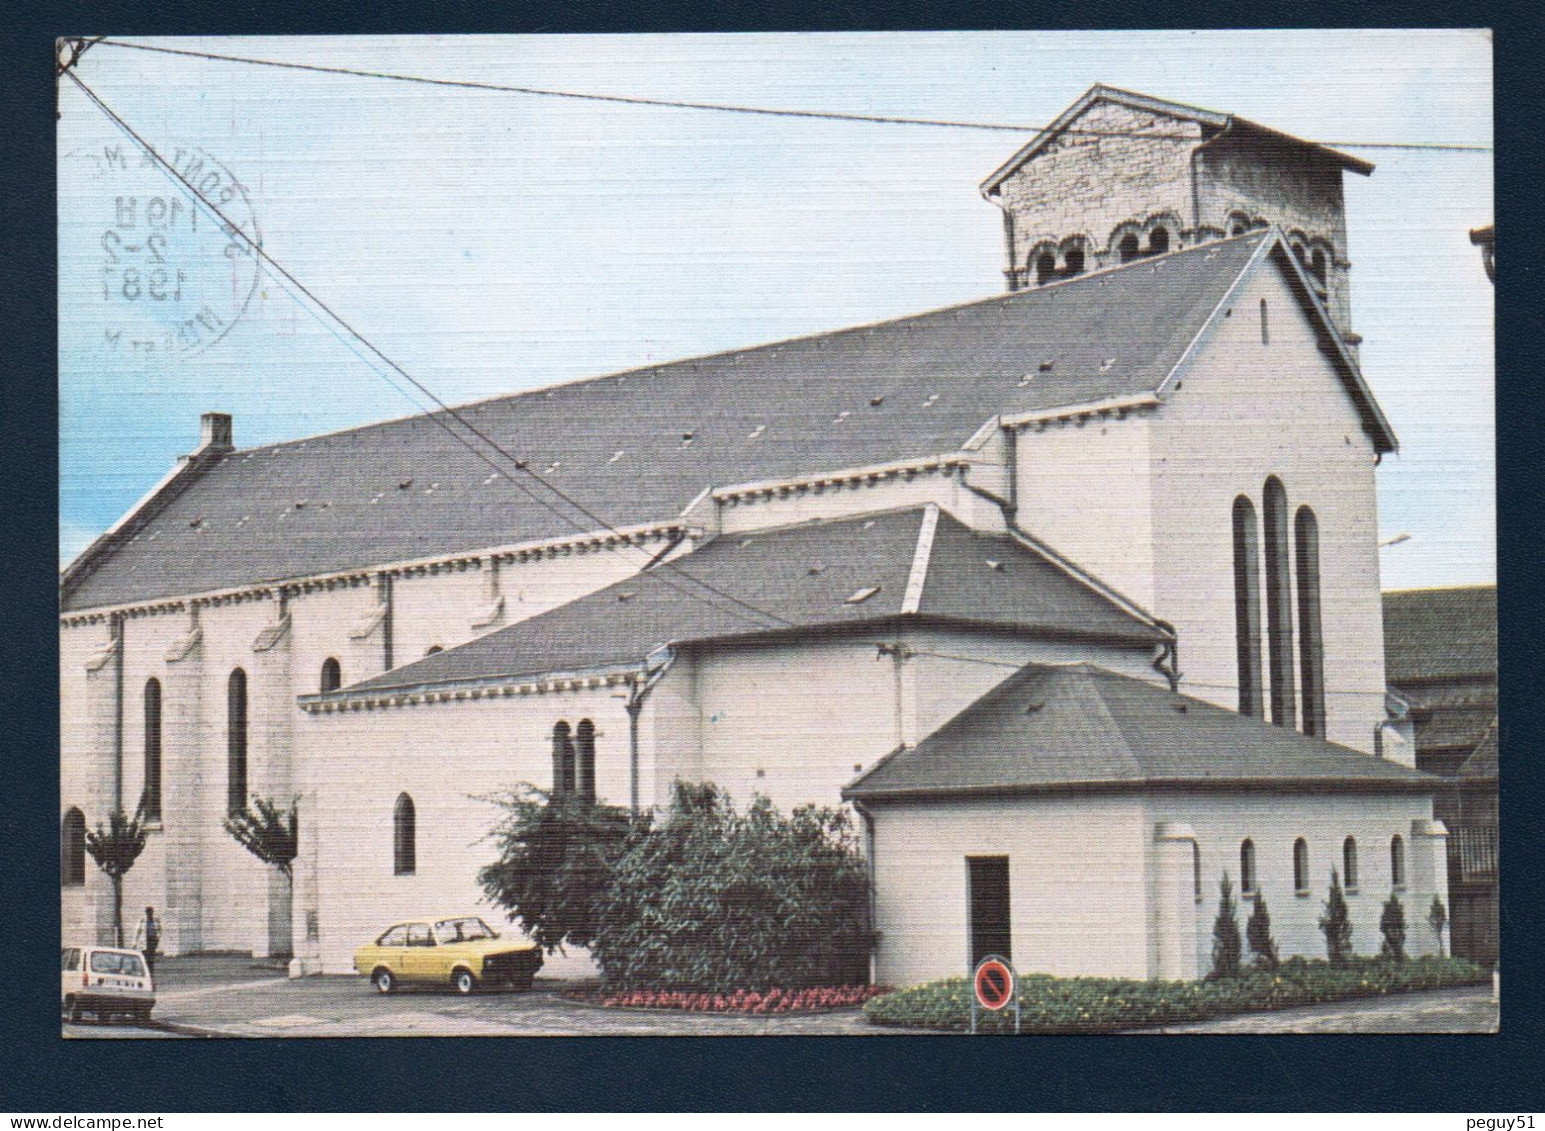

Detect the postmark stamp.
xmin=64 ymin=141 xmax=261 ymax=355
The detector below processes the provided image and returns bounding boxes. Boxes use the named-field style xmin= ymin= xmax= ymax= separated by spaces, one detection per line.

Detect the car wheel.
xmin=514 ymin=974 xmax=535 ymax=992
xmin=452 ymin=969 xmax=477 ymax=995
xmin=372 ymin=967 xmax=395 ymax=994
xmin=65 ymin=996 xmax=83 ymax=1023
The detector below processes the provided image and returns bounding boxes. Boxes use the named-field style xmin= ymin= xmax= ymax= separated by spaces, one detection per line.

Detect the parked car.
xmin=352 ymin=915 xmax=543 ymax=994
xmin=61 ymin=945 xmax=156 ymax=1024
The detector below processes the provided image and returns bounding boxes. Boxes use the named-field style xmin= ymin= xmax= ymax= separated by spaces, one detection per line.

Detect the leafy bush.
xmin=1246 ymin=890 xmax=1279 ymax=971
xmin=590 ymin=781 xmax=870 ymax=992
xmin=1210 ymin=873 xmax=1242 ymax=979
xmin=862 ymin=955 xmax=1488 ymax=1033
xmin=479 ymin=787 xmax=639 ymax=953
xmin=84 ymin=803 xmax=150 ymax=947
xmin=1380 ymin=893 xmax=1407 ymax=961
xmin=599 ymin=985 xmax=887 ymax=1014
xmin=1318 ymin=869 xmax=1354 ymax=965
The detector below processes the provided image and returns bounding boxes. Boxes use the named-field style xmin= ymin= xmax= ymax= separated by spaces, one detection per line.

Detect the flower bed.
xmin=863 ymin=956 xmax=1488 ymax=1033
xmin=595 ymin=985 xmax=889 ymax=1014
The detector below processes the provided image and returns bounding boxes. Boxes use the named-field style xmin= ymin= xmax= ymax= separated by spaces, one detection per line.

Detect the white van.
xmin=61 ymin=945 xmax=156 ymax=1024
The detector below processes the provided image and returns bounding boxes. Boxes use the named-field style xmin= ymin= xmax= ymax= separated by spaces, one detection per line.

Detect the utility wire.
xmin=91 ymin=38 xmax=1492 ymax=154
xmin=62 ymin=69 xmax=797 ymax=633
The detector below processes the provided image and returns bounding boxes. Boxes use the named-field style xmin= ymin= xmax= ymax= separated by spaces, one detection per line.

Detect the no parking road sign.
xmin=970 ymin=955 xmax=1021 ymax=1034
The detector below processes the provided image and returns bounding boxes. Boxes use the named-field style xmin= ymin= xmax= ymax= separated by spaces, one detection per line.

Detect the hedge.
xmin=862 ymin=955 xmax=1488 ymax=1033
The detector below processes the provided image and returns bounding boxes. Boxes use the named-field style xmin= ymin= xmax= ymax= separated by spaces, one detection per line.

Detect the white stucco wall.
xmin=1151 ymin=262 xmax=1386 ymax=751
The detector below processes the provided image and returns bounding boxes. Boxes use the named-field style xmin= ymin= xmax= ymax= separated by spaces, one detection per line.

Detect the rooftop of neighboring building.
xmin=1382 ymin=584 xmax=1497 ymax=686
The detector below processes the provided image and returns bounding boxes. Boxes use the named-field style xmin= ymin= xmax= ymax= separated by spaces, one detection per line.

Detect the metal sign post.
xmin=970 ymin=954 xmax=1020 ymax=1034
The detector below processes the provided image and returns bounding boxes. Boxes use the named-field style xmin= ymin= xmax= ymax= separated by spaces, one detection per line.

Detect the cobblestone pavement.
xmin=1139 ymin=986 xmax=1499 ymax=1034
xmin=65 ymin=956 xmax=1497 ymax=1038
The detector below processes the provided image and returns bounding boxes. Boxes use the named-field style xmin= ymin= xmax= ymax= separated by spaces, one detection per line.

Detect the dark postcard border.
xmin=4 ymin=0 xmax=1539 ymax=1113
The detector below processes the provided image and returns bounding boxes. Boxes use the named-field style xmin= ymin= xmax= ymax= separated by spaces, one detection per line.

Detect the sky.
xmin=56 ymin=30 xmax=1494 ymax=591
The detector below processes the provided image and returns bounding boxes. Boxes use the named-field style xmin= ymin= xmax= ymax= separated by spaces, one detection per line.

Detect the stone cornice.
xmin=299 ymin=665 xmax=644 ymax=714
xmin=59 ymin=521 xmax=690 ymax=627
xmin=712 ymin=455 xmax=971 ymax=507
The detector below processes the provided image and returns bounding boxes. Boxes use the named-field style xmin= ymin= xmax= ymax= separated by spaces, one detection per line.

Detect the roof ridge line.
xmin=901 ymin=504 xmax=940 ymax=615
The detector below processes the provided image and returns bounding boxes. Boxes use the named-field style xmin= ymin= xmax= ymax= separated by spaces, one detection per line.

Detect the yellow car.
xmin=352 ymin=915 xmax=543 ymax=995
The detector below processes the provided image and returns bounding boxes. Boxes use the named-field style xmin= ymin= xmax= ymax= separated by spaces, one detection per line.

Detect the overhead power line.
xmin=62 ymin=69 xmax=797 ymax=635
xmin=91 ymin=38 xmax=1492 ymax=154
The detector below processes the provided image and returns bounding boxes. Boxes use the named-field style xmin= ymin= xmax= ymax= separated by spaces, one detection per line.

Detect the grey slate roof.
xmin=844 ymin=662 xmax=1439 ymax=800
xmin=981 ymin=84 xmax=1374 ymax=195
xmin=65 ymin=232 xmax=1296 ymax=612
xmin=330 ymin=507 xmax=1163 ymax=697
xmin=1383 ymin=586 xmax=1498 ymax=685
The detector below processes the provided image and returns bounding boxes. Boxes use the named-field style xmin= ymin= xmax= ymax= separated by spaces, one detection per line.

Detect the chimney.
xmin=199 ymin=412 xmax=234 ymax=453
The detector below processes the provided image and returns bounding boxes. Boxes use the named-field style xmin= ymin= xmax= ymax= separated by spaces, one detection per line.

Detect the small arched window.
xmin=1263 ymin=478 xmax=1295 ymax=729
xmin=1035 ymin=251 xmax=1057 ymax=286
xmin=1062 ymin=247 xmax=1085 ymax=277
xmin=576 ymin=719 xmax=597 ymax=803
xmin=1240 ymin=839 xmax=1257 ymax=896
xmin=393 ymin=793 xmax=416 ymax=876
xmin=1295 ymin=506 xmax=1326 ymax=737
xmin=1291 ymin=242 xmax=1307 ymax=266
xmin=1147 ymin=227 xmax=1170 ymax=256
xmin=227 ymin=668 xmax=248 ymax=816
xmin=61 ymin=808 xmax=86 ymax=887
xmin=1260 ymin=297 xmax=1270 ymax=345
xmin=1118 ymin=233 xmax=1140 ymax=264
xmin=320 ymin=657 xmax=341 ymax=694
xmin=1391 ymin=835 xmax=1406 ymax=889
xmin=552 ymin=722 xmax=575 ymax=796
xmin=1293 ymin=838 xmax=1310 ymax=895
xmin=1310 ymin=248 xmax=1328 ymax=287
xmin=1232 ymin=496 xmax=1264 ymax=717
xmin=143 ymin=678 xmax=162 ymax=822
xmin=1343 ymin=837 xmax=1359 ymax=891
xmin=1231 ymin=221 xmax=1248 ymax=237
xmin=425 ymin=645 xmax=443 ymax=656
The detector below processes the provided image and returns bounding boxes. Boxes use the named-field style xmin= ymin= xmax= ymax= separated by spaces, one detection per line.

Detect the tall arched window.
xmin=1262 ymin=478 xmax=1296 ymax=728
xmin=1232 ymin=496 xmax=1264 ymax=717
xmin=551 ymin=722 xmax=575 ymax=796
xmin=227 ymin=668 xmax=248 ymax=815
xmin=1192 ymin=841 xmax=1202 ymax=903
xmin=143 ymin=678 xmax=162 ymax=821
xmin=320 ymin=657 xmax=341 ymax=694
xmin=1118 ymin=233 xmax=1140 ymax=263
xmin=1295 ymin=506 xmax=1326 ymax=736
xmin=1343 ymin=837 xmax=1359 ymax=891
xmin=1035 ymin=251 xmax=1056 ymax=285
xmin=1147 ymin=227 xmax=1170 ymax=256
xmin=61 ymin=808 xmax=86 ymax=887
xmin=1390 ymin=835 xmax=1406 ymax=889
xmin=1260 ymin=298 xmax=1270 ymax=345
xmin=576 ymin=719 xmax=597 ymax=803
xmin=1293 ymin=837 xmax=1310 ymax=895
xmin=1240 ymin=839 xmax=1257 ymax=896
xmin=393 ymin=793 xmax=416 ymax=876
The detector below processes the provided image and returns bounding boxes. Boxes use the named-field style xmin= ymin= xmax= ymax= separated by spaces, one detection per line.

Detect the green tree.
xmin=1210 ymin=872 xmax=1243 ymax=979
xmin=1380 ymin=892 xmax=1407 ymax=961
xmin=1318 ymin=869 xmax=1354 ymax=966
xmin=224 ymin=795 xmax=300 ymax=877
xmin=84 ymin=803 xmax=150 ymax=946
xmin=590 ymin=781 xmax=871 ymax=992
xmin=1428 ymin=896 xmax=1449 ymax=958
xmin=1245 ymin=889 xmax=1280 ymax=971
xmin=478 ymin=786 xmax=638 ymax=954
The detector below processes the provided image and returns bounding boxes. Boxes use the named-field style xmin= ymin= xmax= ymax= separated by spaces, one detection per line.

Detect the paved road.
xmin=64 ymin=956 xmax=1498 ymax=1038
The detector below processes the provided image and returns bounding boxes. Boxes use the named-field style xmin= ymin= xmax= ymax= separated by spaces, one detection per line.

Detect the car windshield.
xmin=434 ymin=917 xmax=496 ymax=944
xmin=89 ymin=951 xmax=145 ymax=976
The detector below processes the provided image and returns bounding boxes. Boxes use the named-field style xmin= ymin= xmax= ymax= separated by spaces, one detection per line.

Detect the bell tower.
xmin=980 ymin=85 xmax=1373 ymax=347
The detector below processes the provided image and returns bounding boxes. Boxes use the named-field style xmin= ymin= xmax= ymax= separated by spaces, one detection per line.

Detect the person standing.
xmin=133 ymin=906 xmax=161 ymax=974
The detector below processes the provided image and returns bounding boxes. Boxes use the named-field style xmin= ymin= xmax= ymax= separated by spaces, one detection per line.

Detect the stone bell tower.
xmin=980 ymin=85 xmax=1373 ymax=347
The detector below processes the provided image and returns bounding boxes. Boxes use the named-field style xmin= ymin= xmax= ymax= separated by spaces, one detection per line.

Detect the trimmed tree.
xmin=84 ymin=803 xmax=150 ymax=946
xmin=1318 ymin=869 xmax=1354 ymax=966
xmin=590 ymin=781 xmax=870 ymax=992
xmin=1428 ymin=896 xmax=1449 ymax=959
xmin=1246 ymin=889 xmax=1280 ymax=971
xmin=224 ymin=795 xmax=300 ymax=956
xmin=478 ymin=786 xmax=639 ymax=954
xmin=1209 ymin=872 xmax=1243 ymax=979
xmin=1380 ymin=892 xmax=1407 ymax=961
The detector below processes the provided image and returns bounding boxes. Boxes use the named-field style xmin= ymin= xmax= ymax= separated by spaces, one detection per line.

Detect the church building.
xmin=60 ymin=85 xmax=1450 ymax=985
